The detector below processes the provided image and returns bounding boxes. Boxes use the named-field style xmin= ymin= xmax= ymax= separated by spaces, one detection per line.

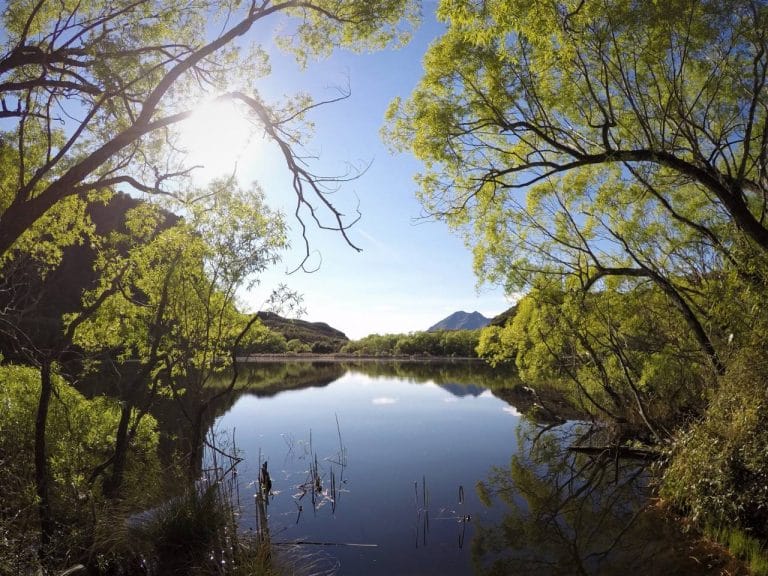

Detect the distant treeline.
xmin=339 ymin=329 xmax=481 ymax=357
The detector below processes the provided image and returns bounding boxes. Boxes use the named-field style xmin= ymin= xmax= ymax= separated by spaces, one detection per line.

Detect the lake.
xmin=210 ymin=361 xmax=737 ymax=575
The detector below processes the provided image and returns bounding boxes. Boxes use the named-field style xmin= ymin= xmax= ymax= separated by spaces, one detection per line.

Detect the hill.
xmin=488 ymin=304 xmax=519 ymax=327
xmin=427 ymin=311 xmax=491 ymax=332
xmin=255 ymin=311 xmax=349 ymax=353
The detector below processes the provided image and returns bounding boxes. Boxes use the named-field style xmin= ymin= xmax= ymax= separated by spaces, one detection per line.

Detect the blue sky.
xmin=186 ymin=4 xmax=511 ymax=339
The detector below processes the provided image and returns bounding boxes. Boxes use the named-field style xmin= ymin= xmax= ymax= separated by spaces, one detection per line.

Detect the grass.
xmin=100 ymin=474 xmax=277 ymax=576
xmin=87 ymin=429 xmax=285 ymax=576
xmin=706 ymin=524 xmax=768 ymax=576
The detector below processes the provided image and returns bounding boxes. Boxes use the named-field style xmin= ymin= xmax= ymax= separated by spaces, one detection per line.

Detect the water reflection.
xmin=472 ymin=419 xmax=733 ymax=575
xmin=205 ymin=362 xmax=739 ymax=575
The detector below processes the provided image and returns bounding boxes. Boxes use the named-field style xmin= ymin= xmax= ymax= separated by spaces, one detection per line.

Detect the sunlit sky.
xmin=184 ymin=4 xmax=511 ymax=339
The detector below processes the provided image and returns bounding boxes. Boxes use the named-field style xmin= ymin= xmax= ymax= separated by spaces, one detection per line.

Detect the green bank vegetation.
xmin=251 ymin=312 xmax=350 ymax=354
xmin=0 ymin=365 xmax=161 ymax=572
xmin=387 ymin=0 xmax=768 ymax=567
xmin=341 ymin=328 xmax=482 ymax=357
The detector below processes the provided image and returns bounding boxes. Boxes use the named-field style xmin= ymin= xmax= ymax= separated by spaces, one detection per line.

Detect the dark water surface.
xmin=211 ymin=362 xmax=732 ymax=575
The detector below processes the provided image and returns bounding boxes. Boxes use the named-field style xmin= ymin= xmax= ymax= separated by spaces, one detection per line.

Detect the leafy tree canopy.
xmin=0 ymin=0 xmax=420 ymax=262
xmin=387 ymin=0 xmax=768 ymax=293
xmin=69 ymin=178 xmax=287 ymax=380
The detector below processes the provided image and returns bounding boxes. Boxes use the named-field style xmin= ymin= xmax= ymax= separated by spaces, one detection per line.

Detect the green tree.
xmin=388 ymin=0 xmax=768 ymax=546
xmin=438 ymin=329 xmax=479 ymax=356
xmin=386 ymin=0 xmax=768 ymax=375
xmin=341 ymin=333 xmax=402 ymax=355
xmin=0 ymin=1 xmax=419 ymax=562
xmin=245 ymin=325 xmax=288 ymax=354
xmin=343 ymin=330 xmax=481 ymax=357
xmin=71 ymin=179 xmax=288 ymax=481
xmin=0 ymin=364 xmax=159 ymax=568
xmin=0 ymin=0 xmax=419 ymax=261
xmin=477 ymin=324 xmax=512 ymax=367
xmin=286 ymin=338 xmax=311 ymax=353
xmin=388 ymin=0 xmax=767 ymax=253
xmin=503 ymin=287 xmax=709 ymax=437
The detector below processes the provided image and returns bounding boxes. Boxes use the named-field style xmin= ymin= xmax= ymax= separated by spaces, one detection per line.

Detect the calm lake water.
xmin=210 ymin=361 xmax=732 ymax=576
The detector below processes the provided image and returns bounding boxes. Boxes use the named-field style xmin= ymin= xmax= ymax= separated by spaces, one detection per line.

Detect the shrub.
xmin=285 ymin=339 xmax=311 ymax=353
xmin=0 ymin=364 xmax=160 ymax=568
xmin=661 ymin=346 xmax=768 ymax=540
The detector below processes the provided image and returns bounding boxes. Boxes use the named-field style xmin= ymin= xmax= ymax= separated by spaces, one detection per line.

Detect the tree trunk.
xmin=34 ymin=359 xmax=54 ymax=557
xmin=104 ymin=402 xmax=132 ymax=498
xmin=188 ymin=409 xmax=205 ymax=481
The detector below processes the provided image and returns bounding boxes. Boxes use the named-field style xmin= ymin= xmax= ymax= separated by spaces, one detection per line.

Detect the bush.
xmin=285 ymin=339 xmax=311 ymax=353
xmin=0 ymin=364 xmax=160 ymax=569
xmin=114 ymin=461 xmax=278 ymax=576
xmin=310 ymin=340 xmax=335 ymax=354
xmin=661 ymin=346 xmax=768 ymax=540
xmin=342 ymin=330 xmax=480 ymax=357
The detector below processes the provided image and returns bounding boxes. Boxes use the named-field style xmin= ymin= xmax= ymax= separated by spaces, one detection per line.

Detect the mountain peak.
xmin=427 ymin=310 xmax=491 ymax=332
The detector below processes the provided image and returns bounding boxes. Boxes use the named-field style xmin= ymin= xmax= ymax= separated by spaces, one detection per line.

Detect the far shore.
xmin=236 ymin=354 xmax=485 ymax=363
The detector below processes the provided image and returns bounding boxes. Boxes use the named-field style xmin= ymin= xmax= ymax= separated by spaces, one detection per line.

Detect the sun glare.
xmin=180 ymin=99 xmax=263 ymax=181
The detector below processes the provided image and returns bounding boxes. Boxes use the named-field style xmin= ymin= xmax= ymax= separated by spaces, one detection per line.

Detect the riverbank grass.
xmin=116 ymin=480 xmax=277 ymax=576
xmin=706 ymin=524 xmax=768 ymax=576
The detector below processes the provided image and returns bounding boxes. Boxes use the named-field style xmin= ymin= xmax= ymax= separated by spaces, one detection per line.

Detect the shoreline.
xmin=236 ymin=354 xmax=486 ymax=363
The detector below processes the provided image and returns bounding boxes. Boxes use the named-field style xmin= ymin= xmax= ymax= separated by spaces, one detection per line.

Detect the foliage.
xmin=341 ymin=329 xmax=481 ymax=357
xmin=661 ymin=344 xmax=768 ymax=540
xmin=72 ymin=180 xmax=287 ymax=383
xmin=476 ymin=324 xmax=514 ymax=367
xmin=96 ymin=455 xmax=278 ymax=576
xmin=135 ymin=486 xmax=241 ymax=575
xmin=388 ymin=0 xmax=768 ymax=277
xmin=0 ymin=0 xmax=420 ymax=261
xmin=0 ymin=0 xmax=420 ymax=571
xmin=340 ymin=332 xmax=402 ymax=356
xmin=705 ymin=524 xmax=768 ymax=576
xmin=286 ymin=338 xmax=312 ymax=353
xmin=0 ymin=363 xmax=159 ymax=498
xmin=479 ymin=286 xmax=711 ymax=435
xmin=67 ymin=180 xmax=289 ymax=480
xmin=385 ymin=0 xmax=768 ymax=388
xmin=245 ymin=325 xmax=289 ymax=354
xmin=0 ymin=364 xmax=160 ymax=568
xmin=388 ymin=3 xmax=768 ymax=551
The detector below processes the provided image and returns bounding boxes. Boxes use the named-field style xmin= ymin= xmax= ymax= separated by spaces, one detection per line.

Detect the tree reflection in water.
xmin=472 ymin=419 xmax=739 ymax=576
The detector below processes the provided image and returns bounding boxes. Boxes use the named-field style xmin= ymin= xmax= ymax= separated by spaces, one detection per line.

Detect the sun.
xmin=179 ymin=99 xmax=263 ymax=181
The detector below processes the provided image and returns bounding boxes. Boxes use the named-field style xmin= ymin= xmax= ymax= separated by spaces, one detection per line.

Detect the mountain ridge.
xmin=427 ymin=310 xmax=491 ymax=332
xmin=256 ymin=311 xmax=349 ymax=353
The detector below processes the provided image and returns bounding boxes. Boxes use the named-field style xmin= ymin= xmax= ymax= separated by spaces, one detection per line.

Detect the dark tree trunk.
xmin=188 ymin=409 xmax=205 ymax=481
xmin=34 ymin=359 xmax=54 ymax=557
xmin=104 ymin=402 xmax=132 ymax=498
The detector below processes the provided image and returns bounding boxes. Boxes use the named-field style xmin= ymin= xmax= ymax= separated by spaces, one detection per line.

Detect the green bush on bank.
xmin=0 ymin=364 xmax=160 ymax=569
xmin=661 ymin=346 xmax=768 ymax=541
xmin=476 ymin=288 xmax=712 ymax=434
xmin=285 ymin=338 xmax=312 ymax=353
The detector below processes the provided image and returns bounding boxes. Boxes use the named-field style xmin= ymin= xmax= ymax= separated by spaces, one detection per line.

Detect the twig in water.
xmin=335 ymin=413 xmax=347 ymax=467
xmin=273 ymin=541 xmax=377 ymax=548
